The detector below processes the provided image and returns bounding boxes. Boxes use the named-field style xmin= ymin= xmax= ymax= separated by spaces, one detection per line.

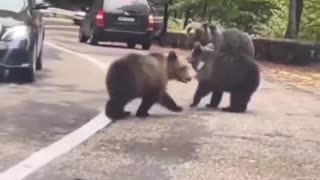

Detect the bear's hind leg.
xmin=206 ymin=91 xmax=223 ymax=108
xmin=221 ymin=91 xmax=251 ymax=113
xmin=105 ymin=98 xmax=131 ymax=120
xmin=190 ymin=82 xmax=211 ymax=107
xmin=159 ymin=91 xmax=183 ymax=112
xmin=136 ymin=92 xmax=159 ymax=118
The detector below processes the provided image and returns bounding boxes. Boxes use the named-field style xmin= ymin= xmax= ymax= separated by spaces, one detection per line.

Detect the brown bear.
xmin=105 ymin=51 xmax=195 ymax=121
xmin=189 ymin=42 xmax=214 ymax=71
xmin=186 ymin=22 xmax=213 ymax=46
xmin=189 ymin=44 xmax=260 ymax=113
xmin=206 ymin=24 xmax=255 ymax=58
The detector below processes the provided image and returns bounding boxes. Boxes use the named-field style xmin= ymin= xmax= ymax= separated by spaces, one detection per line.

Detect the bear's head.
xmin=166 ymin=51 xmax=195 ymax=83
xmin=189 ymin=42 xmax=214 ymax=71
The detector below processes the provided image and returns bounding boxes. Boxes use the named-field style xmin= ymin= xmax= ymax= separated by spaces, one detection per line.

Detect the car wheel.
xmin=142 ymin=41 xmax=151 ymax=50
xmin=36 ymin=47 xmax=43 ymax=71
xmin=88 ymin=28 xmax=98 ymax=45
xmin=127 ymin=42 xmax=136 ymax=49
xmin=22 ymin=67 xmax=35 ymax=83
xmin=22 ymin=47 xmax=37 ymax=83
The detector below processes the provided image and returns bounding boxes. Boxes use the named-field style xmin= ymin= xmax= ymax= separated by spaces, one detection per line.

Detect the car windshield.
xmin=104 ymin=0 xmax=149 ymax=12
xmin=0 ymin=0 xmax=28 ymax=13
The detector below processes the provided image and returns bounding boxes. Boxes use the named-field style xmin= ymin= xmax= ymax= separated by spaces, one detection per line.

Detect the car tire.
xmin=22 ymin=47 xmax=37 ymax=83
xmin=36 ymin=47 xmax=43 ymax=71
xmin=127 ymin=42 xmax=136 ymax=49
xmin=142 ymin=41 xmax=151 ymax=50
xmin=22 ymin=67 xmax=35 ymax=83
xmin=88 ymin=28 xmax=98 ymax=45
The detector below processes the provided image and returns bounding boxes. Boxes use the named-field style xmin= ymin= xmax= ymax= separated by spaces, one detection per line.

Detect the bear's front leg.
xmin=190 ymin=82 xmax=211 ymax=107
xmin=159 ymin=91 xmax=183 ymax=112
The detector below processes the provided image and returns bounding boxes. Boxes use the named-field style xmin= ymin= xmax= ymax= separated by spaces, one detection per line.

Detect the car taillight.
xmin=147 ymin=15 xmax=154 ymax=31
xmin=96 ymin=10 xmax=105 ymax=27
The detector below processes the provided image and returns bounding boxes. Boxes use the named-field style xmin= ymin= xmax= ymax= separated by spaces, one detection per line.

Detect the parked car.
xmin=0 ymin=0 xmax=49 ymax=82
xmin=78 ymin=0 xmax=156 ymax=50
xmin=73 ymin=10 xmax=86 ymax=25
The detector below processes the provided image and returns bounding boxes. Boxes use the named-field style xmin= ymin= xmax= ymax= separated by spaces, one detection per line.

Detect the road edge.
xmin=0 ymin=41 xmax=112 ymax=180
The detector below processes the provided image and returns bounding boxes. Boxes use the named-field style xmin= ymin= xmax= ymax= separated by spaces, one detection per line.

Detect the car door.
xmin=29 ymin=0 xmax=44 ymax=57
xmin=83 ymin=0 xmax=102 ymax=36
xmin=81 ymin=8 xmax=91 ymax=36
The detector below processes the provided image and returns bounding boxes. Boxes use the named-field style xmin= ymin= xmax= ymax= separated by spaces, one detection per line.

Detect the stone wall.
xmin=153 ymin=32 xmax=320 ymax=66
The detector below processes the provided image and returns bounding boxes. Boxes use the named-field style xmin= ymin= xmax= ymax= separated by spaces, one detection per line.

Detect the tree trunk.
xmin=183 ymin=8 xmax=191 ymax=28
xmin=285 ymin=0 xmax=298 ymax=39
xmin=173 ymin=10 xmax=177 ymax=18
xmin=160 ymin=2 xmax=170 ymax=35
xmin=201 ymin=0 xmax=208 ymax=21
xmin=296 ymin=0 xmax=303 ymax=33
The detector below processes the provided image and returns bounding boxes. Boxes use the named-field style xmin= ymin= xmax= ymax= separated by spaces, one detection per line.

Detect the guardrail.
xmin=41 ymin=7 xmax=164 ymax=21
xmin=40 ymin=8 xmax=76 ymax=18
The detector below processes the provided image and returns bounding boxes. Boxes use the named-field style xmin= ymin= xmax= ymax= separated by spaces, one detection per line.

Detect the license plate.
xmin=118 ymin=17 xmax=135 ymax=22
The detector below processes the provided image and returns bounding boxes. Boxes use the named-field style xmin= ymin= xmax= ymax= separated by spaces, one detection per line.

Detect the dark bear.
xmin=189 ymin=42 xmax=214 ymax=71
xmin=206 ymin=24 xmax=255 ymax=58
xmin=189 ymin=44 xmax=260 ymax=113
xmin=105 ymin=51 xmax=195 ymax=121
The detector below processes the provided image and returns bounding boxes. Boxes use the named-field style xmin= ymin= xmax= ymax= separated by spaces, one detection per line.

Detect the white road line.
xmin=45 ymin=41 xmax=107 ymax=71
xmin=0 ymin=41 xmax=112 ymax=180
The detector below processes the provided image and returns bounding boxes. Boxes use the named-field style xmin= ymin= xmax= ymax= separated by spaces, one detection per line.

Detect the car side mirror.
xmin=34 ymin=3 xmax=50 ymax=10
xmin=80 ymin=7 xmax=90 ymax=13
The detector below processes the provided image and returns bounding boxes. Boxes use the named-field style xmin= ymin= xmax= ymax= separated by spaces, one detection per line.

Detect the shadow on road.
xmin=0 ymin=68 xmax=53 ymax=85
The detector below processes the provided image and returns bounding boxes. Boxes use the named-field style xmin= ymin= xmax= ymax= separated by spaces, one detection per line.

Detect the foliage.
xmin=299 ymin=0 xmax=320 ymax=41
xmin=45 ymin=0 xmax=320 ymax=41
xmin=169 ymin=0 xmax=278 ymax=34
xmin=258 ymin=0 xmax=320 ymax=41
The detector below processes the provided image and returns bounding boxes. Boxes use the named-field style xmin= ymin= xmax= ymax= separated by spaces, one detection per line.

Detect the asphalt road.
xmin=0 ymin=18 xmax=320 ymax=180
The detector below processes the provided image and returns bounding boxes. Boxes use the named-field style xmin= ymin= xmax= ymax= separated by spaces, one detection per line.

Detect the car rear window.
xmin=103 ymin=0 xmax=150 ymax=12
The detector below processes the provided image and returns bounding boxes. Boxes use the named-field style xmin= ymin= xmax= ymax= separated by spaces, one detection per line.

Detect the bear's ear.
xmin=167 ymin=51 xmax=178 ymax=62
xmin=192 ymin=42 xmax=202 ymax=55
xmin=208 ymin=24 xmax=217 ymax=32
xmin=202 ymin=22 xmax=208 ymax=29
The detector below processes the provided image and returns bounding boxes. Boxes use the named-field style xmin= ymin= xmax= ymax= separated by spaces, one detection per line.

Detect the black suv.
xmin=79 ymin=0 xmax=155 ymax=50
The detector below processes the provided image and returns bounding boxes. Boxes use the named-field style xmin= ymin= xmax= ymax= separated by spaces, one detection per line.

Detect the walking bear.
xmin=105 ymin=51 xmax=195 ymax=121
xmin=189 ymin=44 xmax=260 ymax=113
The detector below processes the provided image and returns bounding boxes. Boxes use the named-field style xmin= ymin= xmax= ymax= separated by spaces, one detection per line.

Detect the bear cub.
xmin=105 ymin=51 xmax=194 ymax=121
xmin=189 ymin=43 xmax=260 ymax=113
xmin=205 ymin=24 xmax=255 ymax=58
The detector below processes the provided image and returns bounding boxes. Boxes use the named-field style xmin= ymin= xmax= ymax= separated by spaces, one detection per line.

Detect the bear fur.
xmin=206 ymin=24 xmax=255 ymax=58
xmin=186 ymin=22 xmax=213 ymax=46
xmin=189 ymin=44 xmax=260 ymax=113
xmin=105 ymin=51 xmax=194 ymax=120
xmin=189 ymin=42 xmax=215 ymax=70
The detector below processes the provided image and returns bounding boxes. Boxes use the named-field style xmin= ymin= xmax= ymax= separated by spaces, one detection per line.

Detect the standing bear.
xmin=105 ymin=51 xmax=195 ymax=121
xmin=189 ymin=44 xmax=260 ymax=113
xmin=190 ymin=23 xmax=255 ymax=71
